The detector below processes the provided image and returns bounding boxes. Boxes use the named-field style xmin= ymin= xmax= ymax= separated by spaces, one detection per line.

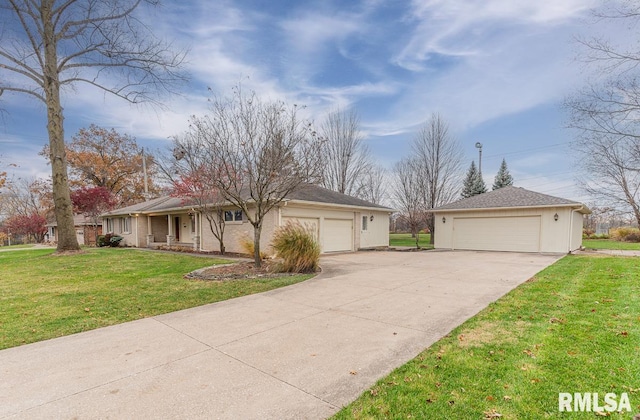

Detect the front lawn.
xmin=0 ymin=248 xmax=312 ymax=350
xmin=334 ymin=255 xmax=640 ymax=419
xmin=583 ymin=239 xmax=640 ymax=251
xmin=389 ymin=233 xmax=433 ymax=249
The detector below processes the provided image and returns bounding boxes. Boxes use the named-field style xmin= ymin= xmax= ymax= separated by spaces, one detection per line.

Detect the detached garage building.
xmin=431 ymin=186 xmax=591 ymax=254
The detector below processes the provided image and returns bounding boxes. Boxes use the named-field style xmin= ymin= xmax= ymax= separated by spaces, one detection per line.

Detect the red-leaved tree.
xmin=170 ymin=165 xmax=227 ymax=254
xmin=5 ymin=213 xmax=47 ymax=243
xmin=71 ymin=186 xmax=117 ymax=245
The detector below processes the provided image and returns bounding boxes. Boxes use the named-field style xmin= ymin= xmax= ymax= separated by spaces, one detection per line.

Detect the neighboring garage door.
xmin=453 ymin=216 xmax=541 ymax=252
xmin=281 ymin=217 xmax=319 ymax=241
xmin=323 ymin=218 xmax=353 ymax=252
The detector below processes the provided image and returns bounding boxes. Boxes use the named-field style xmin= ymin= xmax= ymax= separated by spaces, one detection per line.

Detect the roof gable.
xmin=433 ymin=186 xmax=585 ymax=211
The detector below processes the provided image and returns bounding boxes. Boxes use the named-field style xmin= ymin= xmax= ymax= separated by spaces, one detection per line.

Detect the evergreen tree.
xmin=492 ymin=158 xmax=514 ymax=190
xmin=473 ymin=169 xmax=488 ymax=195
xmin=462 ymin=160 xmax=488 ymax=198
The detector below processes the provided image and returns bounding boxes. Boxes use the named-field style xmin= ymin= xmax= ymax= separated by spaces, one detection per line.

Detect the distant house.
xmin=431 ymin=186 xmax=591 ymax=253
xmin=46 ymin=214 xmax=103 ymax=246
xmin=101 ymin=184 xmax=393 ymax=254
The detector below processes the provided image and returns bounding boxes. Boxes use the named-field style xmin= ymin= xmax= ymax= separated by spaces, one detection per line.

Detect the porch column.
xmin=146 ymin=216 xmax=153 ymax=248
xmin=167 ymin=215 xmax=174 ymax=246
xmin=192 ymin=213 xmax=200 ymax=251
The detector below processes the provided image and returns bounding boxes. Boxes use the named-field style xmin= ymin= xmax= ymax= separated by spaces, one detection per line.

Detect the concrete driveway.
xmin=0 ymin=250 xmax=561 ymax=419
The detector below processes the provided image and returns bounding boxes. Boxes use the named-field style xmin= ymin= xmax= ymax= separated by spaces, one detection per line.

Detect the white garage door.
xmin=453 ymin=216 xmax=541 ymax=252
xmin=324 ymin=218 xmax=353 ymax=252
xmin=281 ymin=217 xmax=319 ymax=241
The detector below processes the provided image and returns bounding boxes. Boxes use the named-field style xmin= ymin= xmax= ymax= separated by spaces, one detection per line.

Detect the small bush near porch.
xmin=0 ymin=248 xmax=312 ymax=350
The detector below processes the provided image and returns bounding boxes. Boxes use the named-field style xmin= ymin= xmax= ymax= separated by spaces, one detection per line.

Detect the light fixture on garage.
xmin=370 ymin=215 xmax=374 ymax=222
xmin=442 ymin=216 xmax=446 ymax=223
xmin=554 ymin=213 xmax=559 ymax=221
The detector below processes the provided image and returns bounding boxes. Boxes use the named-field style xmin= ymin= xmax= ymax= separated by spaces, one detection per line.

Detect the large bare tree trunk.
xmin=43 ymin=2 xmax=80 ymax=252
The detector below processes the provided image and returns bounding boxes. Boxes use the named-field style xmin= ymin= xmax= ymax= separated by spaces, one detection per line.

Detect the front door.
xmin=174 ymin=216 xmax=180 ymax=242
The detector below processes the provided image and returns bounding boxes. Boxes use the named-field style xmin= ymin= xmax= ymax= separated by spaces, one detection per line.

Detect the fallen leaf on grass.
xmin=483 ymin=409 xmax=502 ymax=419
xmin=486 ymin=395 xmax=495 ymax=401
xmin=594 ymin=411 xmax=610 ymax=416
xmin=618 ymin=331 xmax=629 ymax=336
xmin=549 ymin=317 xmax=564 ymax=324
xmin=369 ymin=389 xmax=378 ymax=396
xmin=503 ymin=395 xmax=512 ymax=401
xmin=523 ymin=349 xmax=536 ymax=358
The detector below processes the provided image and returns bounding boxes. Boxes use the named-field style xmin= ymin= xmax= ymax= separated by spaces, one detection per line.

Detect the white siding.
xmin=435 ymin=207 xmax=580 ymax=253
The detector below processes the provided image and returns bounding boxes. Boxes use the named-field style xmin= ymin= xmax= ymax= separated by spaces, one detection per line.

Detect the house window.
xmin=107 ymin=218 xmax=114 ymax=233
xmin=122 ymin=217 xmax=131 ymax=234
xmin=190 ymin=214 xmax=196 ymax=233
xmin=362 ymin=215 xmax=368 ymax=231
xmin=224 ymin=209 xmax=243 ymax=222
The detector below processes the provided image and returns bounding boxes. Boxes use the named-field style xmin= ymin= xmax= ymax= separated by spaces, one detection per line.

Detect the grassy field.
xmin=389 ymin=233 xmax=433 ymax=248
xmin=583 ymin=239 xmax=640 ymax=250
xmin=334 ymin=255 xmax=640 ymax=419
xmin=0 ymin=248 xmax=311 ymax=350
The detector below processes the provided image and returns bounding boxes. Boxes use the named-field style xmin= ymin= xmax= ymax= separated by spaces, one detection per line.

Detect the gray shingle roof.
xmin=102 ymin=195 xmax=189 ymax=216
xmin=432 ymin=186 xmax=584 ymax=211
xmin=103 ymin=183 xmax=392 ymax=216
xmin=288 ymin=184 xmax=392 ymax=210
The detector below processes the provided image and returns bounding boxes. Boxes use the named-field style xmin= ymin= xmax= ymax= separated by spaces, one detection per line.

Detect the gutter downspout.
xmin=569 ymin=206 xmax=584 ymax=253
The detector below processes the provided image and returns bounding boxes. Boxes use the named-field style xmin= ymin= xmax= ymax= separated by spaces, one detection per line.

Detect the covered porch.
xmin=145 ymin=212 xmax=201 ymax=250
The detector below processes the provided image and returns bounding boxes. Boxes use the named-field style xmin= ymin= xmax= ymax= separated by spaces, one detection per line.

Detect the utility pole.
xmin=475 ymin=142 xmax=483 ymax=174
xmin=142 ymin=148 xmax=149 ymax=201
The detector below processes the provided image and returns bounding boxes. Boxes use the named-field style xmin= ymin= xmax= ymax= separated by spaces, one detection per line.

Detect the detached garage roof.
xmin=432 ymin=186 xmax=590 ymax=213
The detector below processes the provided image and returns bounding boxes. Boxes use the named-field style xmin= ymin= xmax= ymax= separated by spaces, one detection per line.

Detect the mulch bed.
xmin=185 ymin=260 xmax=305 ymax=281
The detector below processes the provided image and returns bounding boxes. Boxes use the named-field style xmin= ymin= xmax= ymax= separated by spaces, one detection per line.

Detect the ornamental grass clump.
xmin=271 ymin=222 xmax=320 ymax=273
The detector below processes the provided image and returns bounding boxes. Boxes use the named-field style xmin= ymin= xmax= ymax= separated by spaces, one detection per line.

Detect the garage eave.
xmin=430 ymin=203 xmax=591 ymax=214
xmin=284 ymin=199 xmax=395 ymax=213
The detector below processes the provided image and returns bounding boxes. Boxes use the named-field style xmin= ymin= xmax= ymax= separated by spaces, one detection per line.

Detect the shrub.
xmin=98 ymin=233 xmax=123 ymax=247
xmin=270 ymin=222 xmax=320 ymax=273
xmin=624 ymin=232 xmax=640 ymax=243
xmin=109 ymin=235 xmax=123 ymax=247
xmin=610 ymin=227 xmax=640 ymax=242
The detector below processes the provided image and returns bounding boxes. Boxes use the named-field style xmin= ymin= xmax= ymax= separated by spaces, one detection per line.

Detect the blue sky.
xmin=0 ymin=0 xmax=605 ymax=202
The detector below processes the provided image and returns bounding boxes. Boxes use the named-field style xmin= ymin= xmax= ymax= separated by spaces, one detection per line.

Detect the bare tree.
xmin=411 ymin=113 xmax=463 ymax=244
xmin=576 ymin=133 xmax=640 ymax=226
xmin=187 ymin=86 xmax=322 ymax=267
xmin=566 ymin=2 xmax=640 ymax=221
xmin=358 ymin=163 xmax=388 ymax=205
xmin=0 ymin=1 xmax=187 ymax=252
xmin=319 ymin=108 xmax=372 ymax=196
xmin=159 ymin=132 xmax=229 ymax=255
xmin=392 ymin=158 xmax=428 ymax=248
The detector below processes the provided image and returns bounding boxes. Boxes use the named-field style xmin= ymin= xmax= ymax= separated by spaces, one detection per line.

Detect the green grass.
xmin=389 ymin=233 xmax=433 ymax=249
xmin=0 ymin=244 xmax=36 ymax=250
xmin=583 ymin=239 xmax=640 ymax=250
xmin=334 ymin=255 xmax=640 ymax=419
xmin=0 ymin=248 xmax=312 ymax=350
